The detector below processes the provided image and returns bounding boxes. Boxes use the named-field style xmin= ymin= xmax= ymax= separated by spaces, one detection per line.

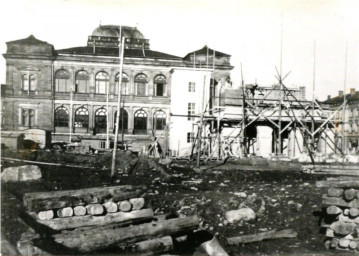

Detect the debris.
xmin=225 ymin=208 xmax=256 ymax=223
xmin=131 ymin=236 xmax=173 ymax=256
xmin=199 ymin=236 xmax=229 ymax=256
xmin=2 ymin=165 xmax=42 ymax=182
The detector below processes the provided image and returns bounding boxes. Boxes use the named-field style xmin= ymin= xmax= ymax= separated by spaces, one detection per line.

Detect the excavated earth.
xmin=1 ymin=149 xmax=357 ymax=255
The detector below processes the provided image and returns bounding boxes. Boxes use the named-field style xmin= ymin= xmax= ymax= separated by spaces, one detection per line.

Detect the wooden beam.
xmin=53 ymin=216 xmax=199 ymax=252
xmin=36 ymin=208 xmax=154 ymax=230
xmin=316 ymin=181 xmax=359 ymax=188
xmin=226 ymin=229 xmax=297 ymax=245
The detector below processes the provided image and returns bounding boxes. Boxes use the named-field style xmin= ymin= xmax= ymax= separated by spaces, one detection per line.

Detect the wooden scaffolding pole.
xmin=111 ymin=34 xmax=125 ymax=177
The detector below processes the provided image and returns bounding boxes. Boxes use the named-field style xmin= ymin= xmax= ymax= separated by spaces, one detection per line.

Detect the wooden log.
xmin=350 ymin=208 xmax=359 ymax=218
xmin=316 ymin=180 xmax=359 ymax=188
xmin=339 ymin=238 xmax=351 ymax=248
xmin=226 ymin=229 xmax=297 ymax=245
xmin=330 ymin=238 xmax=339 ymax=248
xmin=74 ymin=206 xmax=86 ymax=216
xmin=344 ymin=209 xmax=350 ymax=216
xmin=357 ymin=191 xmax=359 ymax=199
xmin=328 ymin=188 xmax=344 ymax=197
xmin=23 ymin=185 xmax=146 ymax=212
xmin=324 ymin=239 xmax=331 ymax=249
xmin=86 ymin=204 xmax=104 ymax=216
xmin=38 ymin=209 xmax=154 ymax=230
xmin=200 ymin=237 xmax=229 ymax=256
xmin=327 ymin=206 xmax=342 ymax=215
xmin=344 ymin=189 xmax=357 ymax=201
xmin=330 ymin=221 xmax=356 ymax=235
xmin=349 ymin=241 xmax=358 ymax=250
xmin=37 ymin=210 xmax=54 ymax=220
xmin=53 ymin=215 xmax=199 ymax=252
xmin=130 ymin=198 xmax=145 ymax=210
xmin=130 ymin=236 xmax=173 ymax=256
xmin=118 ymin=200 xmax=132 ymax=212
xmin=57 ymin=207 xmax=73 ymax=218
xmin=322 ymin=196 xmax=359 ymax=208
xmin=103 ymin=201 xmax=118 ymax=213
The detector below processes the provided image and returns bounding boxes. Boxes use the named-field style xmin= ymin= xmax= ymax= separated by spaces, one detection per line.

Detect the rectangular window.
xmin=136 ymin=82 xmax=146 ymax=96
xmin=188 ymin=103 xmax=195 ymax=121
xmin=96 ymin=81 xmax=107 ymax=94
xmin=188 ymin=82 xmax=195 ymax=92
xmin=23 ymin=79 xmax=29 ymax=91
xmin=121 ymin=82 xmax=130 ymax=95
xmin=22 ymin=109 xmax=35 ymax=127
xmin=156 ymin=83 xmax=164 ymax=96
xmin=76 ymin=80 xmax=87 ymax=93
xmin=187 ymin=132 xmax=194 ymax=143
xmin=101 ymin=141 xmax=106 ymax=149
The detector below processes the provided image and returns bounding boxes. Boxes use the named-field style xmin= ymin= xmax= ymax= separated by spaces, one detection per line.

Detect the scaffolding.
xmin=189 ymin=71 xmax=346 ymax=164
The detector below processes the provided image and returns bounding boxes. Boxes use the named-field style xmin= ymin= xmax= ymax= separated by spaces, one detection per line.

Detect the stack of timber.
xmin=19 ymin=185 xmax=200 ymax=255
xmin=316 ymin=180 xmax=359 ymax=252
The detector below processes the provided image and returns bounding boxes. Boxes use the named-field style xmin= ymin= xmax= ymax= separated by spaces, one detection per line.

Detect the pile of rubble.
xmin=317 ymin=180 xmax=359 ymax=252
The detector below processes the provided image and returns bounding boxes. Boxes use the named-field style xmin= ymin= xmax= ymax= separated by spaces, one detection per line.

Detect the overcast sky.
xmin=1 ymin=0 xmax=358 ymax=100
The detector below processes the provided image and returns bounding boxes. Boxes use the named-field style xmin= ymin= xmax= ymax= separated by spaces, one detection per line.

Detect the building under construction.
xmin=188 ymin=77 xmax=346 ymax=163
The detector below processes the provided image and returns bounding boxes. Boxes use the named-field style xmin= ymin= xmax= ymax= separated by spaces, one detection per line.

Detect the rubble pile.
xmin=317 ymin=180 xmax=359 ymax=252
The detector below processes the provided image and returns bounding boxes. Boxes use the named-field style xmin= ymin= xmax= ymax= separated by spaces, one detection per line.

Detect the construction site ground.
xmin=1 ymin=150 xmax=358 ymax=255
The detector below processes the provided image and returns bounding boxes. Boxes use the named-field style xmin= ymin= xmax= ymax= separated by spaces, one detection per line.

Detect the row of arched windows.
xmin=54 ymin=69 xmax=167 ymax=96
xmin=54 ymin=106 xmax=167 ymax=134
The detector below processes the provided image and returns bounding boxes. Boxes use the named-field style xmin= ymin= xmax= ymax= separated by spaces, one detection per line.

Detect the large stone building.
xmin=322 ymin=88 xmax=359 ymax=154
xmin=1 ymin=25 xmax=233 ymax=155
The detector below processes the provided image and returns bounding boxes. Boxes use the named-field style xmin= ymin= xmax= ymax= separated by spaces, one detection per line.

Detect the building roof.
xmin=56 ymin=46 xmax=182 ymax=60
xmin=6 ymin=35 xmax=51 ymax=46
xmin=91 ymin=25 xmax=144 ymax=39
xmin=184 ymin=45 xmax=231 ymax=59
xmin=323 ymin=92 xmax=359 ymax=105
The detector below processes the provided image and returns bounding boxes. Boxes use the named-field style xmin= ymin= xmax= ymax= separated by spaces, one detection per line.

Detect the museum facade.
xmin=1 ymin=25 xmax=233 ymax=155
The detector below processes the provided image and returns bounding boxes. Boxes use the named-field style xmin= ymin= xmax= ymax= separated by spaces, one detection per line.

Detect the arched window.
xmin=95 ymin=72 xmax=109 ymax=94
xmin=95 ymin=108 xmax=107 ymax=133
xmin=154 ymin=75 xmax=166 ymax=96
xmin=55 ymin=106 xmax=69 ymax=127
xmin=134 ymin=109 xmax=147 ymax=134
xmin=75 ymin=70 xmax=89 ymax=93
xmin=135 ymin=73 xmax=147 ymax=96
xmin=55 ymin=69 xmax=71 ymax=92
xmin=154 ymin=110 xmax=166 ymax=130
xmin=22 ymin=74 xmax=36 ymax=91
xmin=114 ymin=108 xmax=128 ymax=133
xmin=115 ymin=72 xmax=130 ymax=95
xmin=75 ymin=107 xmax=89 ymax=128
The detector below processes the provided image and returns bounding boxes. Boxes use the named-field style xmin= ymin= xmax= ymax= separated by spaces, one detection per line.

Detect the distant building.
xmin=322 ymin=88 xmax=359 ymax=153
xmin=1 ymin=25 xmax=233 ymax=154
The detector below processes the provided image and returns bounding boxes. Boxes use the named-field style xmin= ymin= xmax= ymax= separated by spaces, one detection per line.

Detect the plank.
xmin=316 ymin=180 xmax=359 ymax=188
xmin=226 ymin=229 xmax=297 ymax=245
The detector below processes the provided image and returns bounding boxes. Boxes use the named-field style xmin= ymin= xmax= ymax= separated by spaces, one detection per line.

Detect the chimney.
xmin=339 ymin=90 xmax=343 ymax=97
xmin=327 ymin=95 xmax=331 ymax=100
xmin=350 ymin=88 xmax=355 ymax=95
